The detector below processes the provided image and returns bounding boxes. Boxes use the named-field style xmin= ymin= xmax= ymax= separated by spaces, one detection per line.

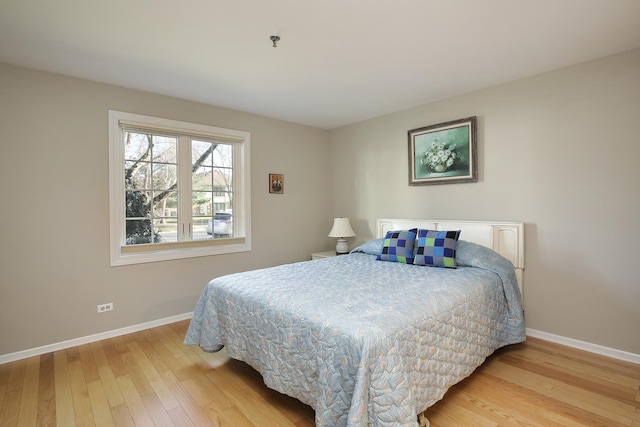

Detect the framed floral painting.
xmin=408 ymin=116 xmax=477 ymax=185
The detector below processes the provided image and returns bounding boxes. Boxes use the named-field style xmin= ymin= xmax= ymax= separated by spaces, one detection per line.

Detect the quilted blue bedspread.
xmin=184 ymin=241 xmax=525 ymax=426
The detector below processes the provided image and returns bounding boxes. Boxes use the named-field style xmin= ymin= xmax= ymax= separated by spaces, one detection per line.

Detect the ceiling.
xmin=1 ymin=1 xmax=640 ymax=129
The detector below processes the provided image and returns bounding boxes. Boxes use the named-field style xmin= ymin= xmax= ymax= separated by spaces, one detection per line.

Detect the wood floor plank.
xmin=167 ymin=405 xmax=196 ymax=427
xmin=1 ymin=321 xmax=638 ymax=427
xmin=453 ymin=371 xmax=588 ymax=427
xmin=506 ymin=341 xmax=640 ymax=390
xmin=217 ymin=382 xmax=300 ymax=427
xmin=429 ymin=405 xmax=498 ymax=427
xmin=158 ymin=369 xmax=216 ymax=426
xmin=154 ymin=325 xmax=191 ymax=360
xmin=53 ymin=350 xmax=76 ymax=427
xmin=126 ymin=342 xmax=180 ymax=411
xmin=103 ymin=339 xmax=128 ymax=378
xmin=35 ymin=353 xmax=56 ymax=427
xmin=499 ymin=352 xmax=640 ymax=409
xmin=140 ymin=392 xmax=176 ymax=427
xmin=116 ymin=374 xmax=155 ymax=427
xmin=142 ymin=329 xmax=190 ymax=380
xmin=167 ymin=321 xmax=189 ymax=338
xmin=136 ymin=339 xmax=170 ymax=374
xmin=483 ymin=356 xmax=638 ymax=425
xmin=109 ymin=403 xmax=135 ymax=427
xmin=239 ymin=363 xmax=314 ymax=426
xmin=78 ymin=343 xmax=100 ymax=383
xmin=197 ymin=400 xmax=226 ymax=426
xmin=68 ymin=359 xmax=96 ymax=427
xmin=86 ymin=379 xmax=115 ymax=427
xmin=119 ymin=350 xmax=155 ymax=398
xmin=110 ymin=335 xmax=132 ymax=356
xmin=216 ymin=405 xmax=256 ymax=427
xmin=90 ymin=341 xmax=125 ymax=408
xmin=0 ymin=361 xmax=12 ymax=415
xmin=195 ymin=368 xmax=239 ymax=412
xmin=0 ymin=359 xmax=27 ymax=427
xmin=524 ymin=338 xmax=640 ymax=381
xmin=428 ymin=402 xmax=494 ymax=427
xmin=16 ymin=355 xmax=40 ymax=427
xmin=180 ymin=377 xmax=215 ymax=407
xmin=434 ymin=386 xmax=540 ymax=427
xmin=0 ymin=387 xmax=21 ymax=427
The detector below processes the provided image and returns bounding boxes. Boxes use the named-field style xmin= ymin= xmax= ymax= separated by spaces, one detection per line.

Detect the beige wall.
xmin=329 ymin=49 xmax=640 ymax=355
xmin=2 ymin=48 xmax=639 ymax=358
xmin=0 ymin=63 xmax=332 ymax=356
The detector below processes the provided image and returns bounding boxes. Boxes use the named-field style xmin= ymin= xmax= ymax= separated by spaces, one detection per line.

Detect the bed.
xmin=185 ymin=219 xmax=526 ymax=426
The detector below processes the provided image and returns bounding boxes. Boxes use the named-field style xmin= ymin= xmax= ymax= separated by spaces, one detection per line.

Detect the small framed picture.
xmin=408 ymin=116 xmax=477 ymax=185
xmin=269 ymin=173 xmax=284 ymax=194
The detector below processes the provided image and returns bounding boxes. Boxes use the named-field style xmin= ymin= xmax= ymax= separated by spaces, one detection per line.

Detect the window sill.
xmin=111 ymin=237 xmax=250 ymax=266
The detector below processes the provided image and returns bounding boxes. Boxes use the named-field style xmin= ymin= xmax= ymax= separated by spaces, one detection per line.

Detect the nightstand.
xmin=311 ymin=251 xmax=337 ymax=260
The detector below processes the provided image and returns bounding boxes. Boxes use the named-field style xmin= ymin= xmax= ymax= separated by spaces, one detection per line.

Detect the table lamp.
xmin=328 ymin=217 xmax=356 ymax=255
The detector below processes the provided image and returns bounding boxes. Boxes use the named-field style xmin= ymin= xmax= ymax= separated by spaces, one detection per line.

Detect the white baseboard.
xmin=0 ymin=312 xmax=194 ymax=365
xmin=526 ymin=328 xmax=640 ymax=365
xmin=3 ymin=318 xmax=637 ymax=366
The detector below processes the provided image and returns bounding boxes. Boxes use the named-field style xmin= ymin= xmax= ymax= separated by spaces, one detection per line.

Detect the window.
xmin=109 ymin=110 xmax=251 ymax=266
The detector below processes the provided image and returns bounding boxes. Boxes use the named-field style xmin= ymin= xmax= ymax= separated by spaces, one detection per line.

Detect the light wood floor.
xmin=0 ymin=320 xmax=638 ymax=426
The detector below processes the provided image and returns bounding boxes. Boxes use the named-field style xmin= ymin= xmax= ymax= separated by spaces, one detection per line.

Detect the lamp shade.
xmin=328 ymin=217 xmax=356 ymax=238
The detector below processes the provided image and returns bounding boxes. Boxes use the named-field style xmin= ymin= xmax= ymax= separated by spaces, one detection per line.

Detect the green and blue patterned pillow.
xmin=376 ymin=229 xmax=418 ymax=264
xmin=413 ymin=229 xmax=461 ymax=268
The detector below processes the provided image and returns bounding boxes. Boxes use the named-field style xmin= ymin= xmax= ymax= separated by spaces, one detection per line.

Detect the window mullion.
xmin=178 ymin=136 xmax=193 ymax=240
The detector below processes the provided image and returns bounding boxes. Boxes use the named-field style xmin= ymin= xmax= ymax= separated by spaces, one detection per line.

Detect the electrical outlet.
xmin=97 ymin=303 xmax=113 ymax=313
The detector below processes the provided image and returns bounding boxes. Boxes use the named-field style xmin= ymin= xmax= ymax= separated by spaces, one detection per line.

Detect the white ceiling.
xmin=1 ymin=0 xmax=640 ymax=129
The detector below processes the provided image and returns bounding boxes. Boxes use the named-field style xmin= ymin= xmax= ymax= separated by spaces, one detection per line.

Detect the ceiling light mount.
xmin=270 ymin=35 xmax=280 ymax=48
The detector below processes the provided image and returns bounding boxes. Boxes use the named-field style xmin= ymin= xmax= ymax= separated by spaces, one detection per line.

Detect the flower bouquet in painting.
xmin=419 ymin=138 xmax=465 ymax=173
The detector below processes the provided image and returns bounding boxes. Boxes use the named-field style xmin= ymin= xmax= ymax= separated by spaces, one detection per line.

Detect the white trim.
xmin=526 ymin=328 xmax=640 ymax=365
xmin=3 ymin=315 xmax=638 ymax=367
xmin=0 ymin=312 xmax=194 ymax=365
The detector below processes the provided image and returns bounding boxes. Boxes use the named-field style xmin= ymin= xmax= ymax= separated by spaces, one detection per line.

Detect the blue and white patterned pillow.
xmin=376 ymin=229 xmax=418 ymax=264
xmin=413 ymin=229 xmax=461 ymax=268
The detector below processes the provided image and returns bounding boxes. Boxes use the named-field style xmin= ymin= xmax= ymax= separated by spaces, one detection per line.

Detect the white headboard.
xmin=376 ymin=219 xmax=524 ymax=296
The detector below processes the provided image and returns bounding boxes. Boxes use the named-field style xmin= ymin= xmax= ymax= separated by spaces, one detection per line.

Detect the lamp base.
xmin=335 ymin=238 xmax=349 ymax=255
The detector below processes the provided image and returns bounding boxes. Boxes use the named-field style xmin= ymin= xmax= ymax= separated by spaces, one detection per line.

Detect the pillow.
xmin=413 ymin=229 xmax=461 ymax=268
xmin=376 ymin=229 xmax=417 ymax=264
xmin=350 ymin=238 xmax=385 ymax=255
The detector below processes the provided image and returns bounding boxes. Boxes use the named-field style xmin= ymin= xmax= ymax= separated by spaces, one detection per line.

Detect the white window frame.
xmin=108 ymin=110 xmax=251 ymax=266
